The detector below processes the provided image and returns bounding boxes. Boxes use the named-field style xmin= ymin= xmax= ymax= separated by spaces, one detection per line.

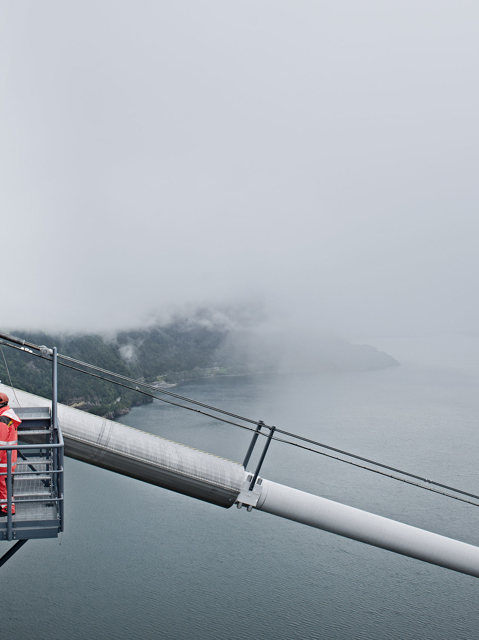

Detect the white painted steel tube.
xmin=6 ymin=384 xmax=479 ymax=577
xmin=3 ymin=385 xmax=246 ymax=508
xmin=257 ymin=480 xmax=479 ymax=578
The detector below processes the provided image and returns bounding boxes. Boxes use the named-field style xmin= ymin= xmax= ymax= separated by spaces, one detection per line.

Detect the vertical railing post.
xmin=6 ymin=450 xmax=12 ymax=541
xmin=52 ymin=346 xmax=64 ymax=532
xmin=59 ymin=444 xmax=64 ymax=532
xmin=52 ymin=347 xmax=58 ymax=432
xmin=52 ymin=348 xmax=58 ymax=490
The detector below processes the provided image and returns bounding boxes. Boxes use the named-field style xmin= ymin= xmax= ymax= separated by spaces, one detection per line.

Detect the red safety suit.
xmin=0 ymin=405 xmax=21 ymax=514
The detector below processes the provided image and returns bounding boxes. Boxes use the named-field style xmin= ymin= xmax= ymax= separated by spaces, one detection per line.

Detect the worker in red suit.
xmin=0 ymin=392 xmax=21 ymax=516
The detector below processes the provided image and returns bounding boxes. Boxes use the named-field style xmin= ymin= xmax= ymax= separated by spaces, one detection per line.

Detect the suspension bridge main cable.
xmin=2 ymin=333 xmax=479 ymax=510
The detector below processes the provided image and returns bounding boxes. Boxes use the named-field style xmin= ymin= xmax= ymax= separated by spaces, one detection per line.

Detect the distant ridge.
xmin=1 ymin=316 xmax=399 ymax=418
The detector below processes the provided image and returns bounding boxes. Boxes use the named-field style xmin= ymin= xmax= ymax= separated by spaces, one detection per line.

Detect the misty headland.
xmin=1 ymin=308 xmax=398 ymax=419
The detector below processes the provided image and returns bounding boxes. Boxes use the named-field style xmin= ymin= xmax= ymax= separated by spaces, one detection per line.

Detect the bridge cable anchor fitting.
xmin=236 ymin=425 xmax=276 ymax=512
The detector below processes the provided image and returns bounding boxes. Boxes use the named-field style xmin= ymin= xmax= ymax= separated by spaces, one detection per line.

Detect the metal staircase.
xmin=0 ymin=348 xmax=64 ymax=566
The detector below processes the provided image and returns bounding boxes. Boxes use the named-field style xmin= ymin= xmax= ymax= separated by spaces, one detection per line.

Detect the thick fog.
xmin=1 ymin=1 xmax=478 ymax=337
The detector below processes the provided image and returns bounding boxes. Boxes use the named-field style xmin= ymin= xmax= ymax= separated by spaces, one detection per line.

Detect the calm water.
xmin=4 ymin=336 xmax=479 ymax=639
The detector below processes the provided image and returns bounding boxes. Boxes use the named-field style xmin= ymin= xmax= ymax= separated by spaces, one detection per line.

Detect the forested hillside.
xmin=0 ymin=321 xmax=227 ymax=418
xmin=0 ymin=317 xmax=399 ymax=418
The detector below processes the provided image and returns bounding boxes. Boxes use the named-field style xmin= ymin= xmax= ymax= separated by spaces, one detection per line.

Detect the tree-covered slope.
xmin=0 ymin=317 xmax=398 ymax=418
xmin=0 ymin=321 xmax=228 ymax=418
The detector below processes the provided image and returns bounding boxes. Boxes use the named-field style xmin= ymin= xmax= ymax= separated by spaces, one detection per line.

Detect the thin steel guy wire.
xmin=0 ymin=345 xmax=21 ymax=407
xmin=59 ymin=349 xmax=479 ymax=502
xmin=57 ymin=353 xmax=259 ymax=425
xmin=2 ymin=339 xmax=479 ymax=508
xmin=0 ymin=341 xmax=256 ymax=432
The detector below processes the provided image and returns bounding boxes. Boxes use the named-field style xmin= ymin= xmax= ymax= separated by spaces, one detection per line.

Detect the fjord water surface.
xmin=3 ymin=336 xmax=479 ymax=639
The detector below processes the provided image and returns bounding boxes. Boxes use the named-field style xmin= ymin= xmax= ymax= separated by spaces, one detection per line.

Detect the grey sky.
xmin=1 ymin=1 xmax=478 ymax=335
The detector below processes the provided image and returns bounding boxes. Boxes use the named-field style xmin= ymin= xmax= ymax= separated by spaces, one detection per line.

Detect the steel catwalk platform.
xmin=0 ymin=405 xmax=64 ymax=541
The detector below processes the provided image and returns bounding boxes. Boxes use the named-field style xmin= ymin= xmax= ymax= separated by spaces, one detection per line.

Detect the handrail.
xmin=13 ymin=469 xmax=64 ymax=475
xmin=1 ymin=442 xmax=64 ymax=450
xmin=0 ymin=498 xmax=64 ymax=503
